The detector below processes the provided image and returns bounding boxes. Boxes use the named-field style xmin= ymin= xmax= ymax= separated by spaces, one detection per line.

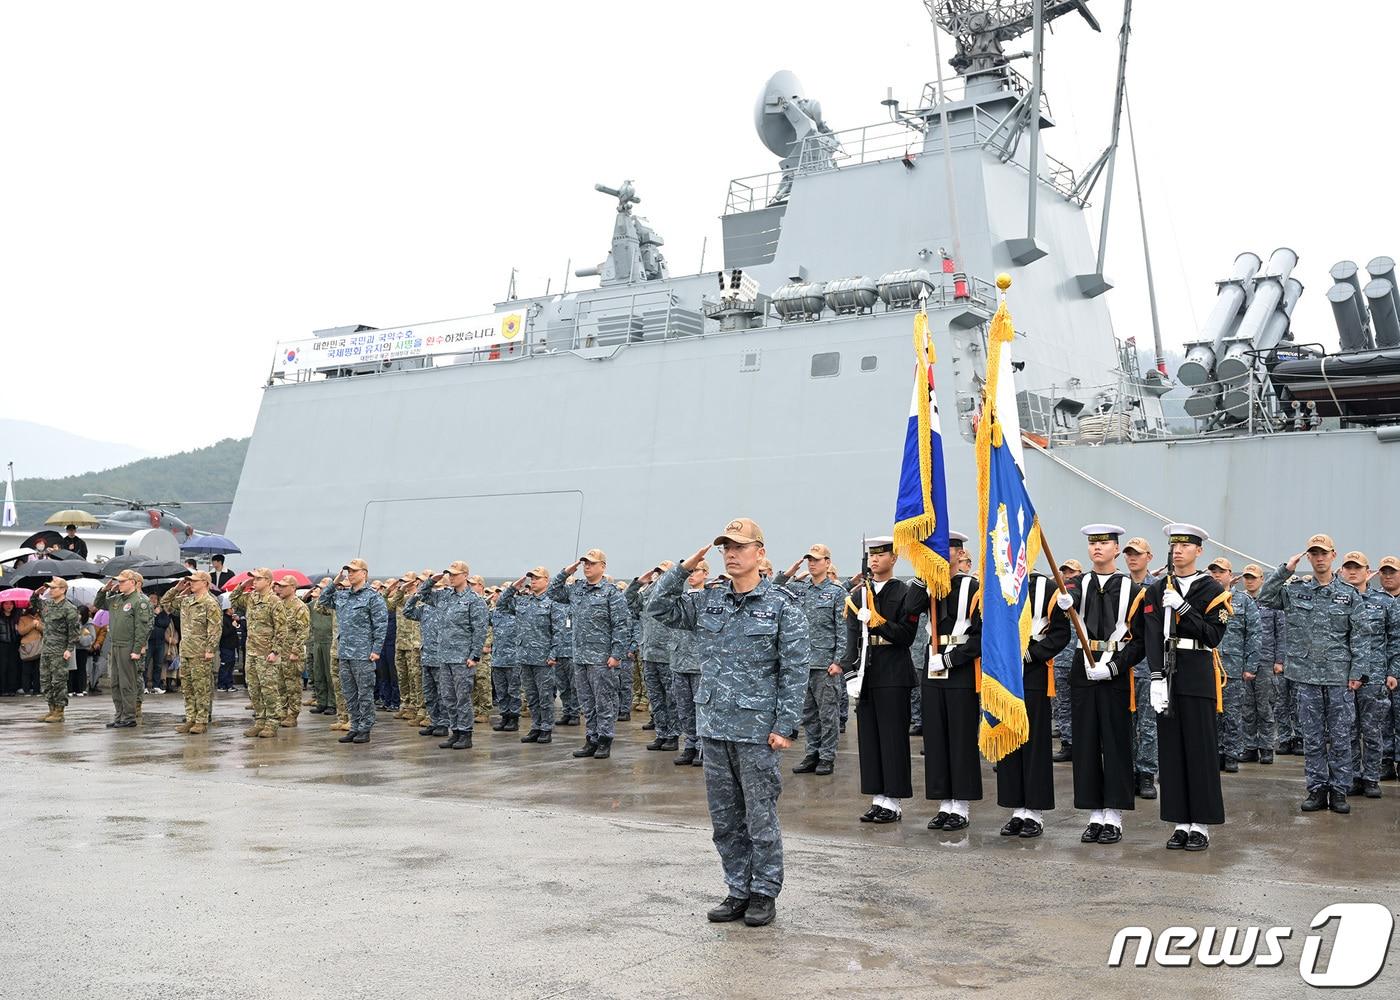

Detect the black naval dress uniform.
xmin=920 ymin=572 xmax=984 ymax=809
xmin=841 ymin=578 xmax=919 ymax=805
xmin=997 ymin=573 xmax=1072 ymax=819
xmin=1070 ymin=572 xmax=1146 ymax=831
xmin=1142 ymin=573 xmax=1230 ymax=834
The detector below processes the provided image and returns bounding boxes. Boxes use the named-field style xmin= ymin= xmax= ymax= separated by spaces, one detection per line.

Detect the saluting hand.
xmin=680 ymin=545 xmax=711 ymax=572
xmin=785 ymin=558 xmax=803 ymax=578
xmin=1285 ymin=552 xmax=1304 ymax=573
xmin=564 ymin=559 xmax=582 ymax=575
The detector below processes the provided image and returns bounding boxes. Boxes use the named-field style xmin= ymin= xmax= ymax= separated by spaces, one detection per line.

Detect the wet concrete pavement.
xmin=3 ymin=691 xmax=1397 ymax=999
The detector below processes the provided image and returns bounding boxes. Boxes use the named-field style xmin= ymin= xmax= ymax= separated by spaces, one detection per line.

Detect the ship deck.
xmin=3 ymin=692 xmax=1396 ymax=999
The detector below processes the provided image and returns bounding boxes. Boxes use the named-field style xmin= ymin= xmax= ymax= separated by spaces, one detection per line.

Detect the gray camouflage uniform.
xmin=774 ymin=570 xmax=846 ymax=764
xmin=1258 ymin=566 xmax=1374 ymax=796
xmin=489 ymin=603 xmax=521 ymax=718
xmin=668 ymin=584 xmax=705 ymax=753
xmin=649 ymin=563 xmax=809 ymax=901
xmin=1129 ymin=573 xmax=1160 ymax=776
xmin=1216 ymin=585 xmax=1262 ymax=763
xmin=548 ymin=571 xmax=630 ymax=742
xmin=498 ymin=585 xmax=566 ymax=732
xmin=554 ymin=609 xmax=579 ymax=722
xmin=1349 ymin=589 xmax=1397 ymax=784
xmin=317 ymin=583 xmax=388 ymax=734
xmin=627 ymin=577 xmax=679 ymax=740
xmin=404 ymin=587 xmax=446 ymax=729
xmin=416 ymin=581 xmax=487 ymax=733
xmin=1247 ymin=595 xmax=1286 ymax=752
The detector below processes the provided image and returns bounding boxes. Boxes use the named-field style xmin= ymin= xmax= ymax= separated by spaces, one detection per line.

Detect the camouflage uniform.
xmin=1128 ymin=574 xmax=1160 ymax=778
xmin=404 ymin=587 xmax=446 ymax=730
xmin=649 ymin=563 xmax=809 ymax=902
xmin=233 ymin=589 xmax=281 ymax=731
xmin=317 ymin=584 xmax=389 ymax=734
xmin=548 ymin=571 xmax=630 ymax=744
xmin=93 ymin=586 xmax=153 ymax=725
xmin=1216 ymin=585 xmax=1262 ymax=764
xmin=498 ymin=585 xmax=566 ymax=733
xmin=668 ymin=584 xmax=705 ymax=754
xmin=308 ymin=600 xmax=335 ymax=711
xmin=626 ymin=577 xmax=679 ymax=740
xmin=554 ymin=608 xmax=579 ymax=723
xmin=275 ymin=594 xmax=311 ymax=720
xmin=387 ymin=590 xmax=423 ymax=718
xmin=1247 ymin=595 xmax=1286 ymax=753
xmin=773 ymin=571 xmax=846 ymax=765
xmin=417 ymin=582 xmax=487 ymax=735
xmin=908 ymin=612 xmax=928 ymax=730
xmin=39 ymin=597 xmax=81 ymax=712
xmin=489 ymin=601 xmax=521 ymax=720
xmin=329 ymin=610 xmax=348 ymax=726
xmin=1349 ymin=589 xmax=1397 ymax=785
xmin=161 ymin=588 xmax=222 ymax=726
xmin=1053 ymin=631 xmax=1078 ymax=746
xmin=474 ymin=624 xmax=494 ymax=720
xmin=1259 ymin=566 xmax=1374 ymax=797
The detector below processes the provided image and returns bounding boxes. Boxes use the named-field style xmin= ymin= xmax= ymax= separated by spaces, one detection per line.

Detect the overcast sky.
xmin=5 ymin=1 xmax=1396 ymax=455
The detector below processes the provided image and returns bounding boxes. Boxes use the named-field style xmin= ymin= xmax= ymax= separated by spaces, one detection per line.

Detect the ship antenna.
xmin=927 ymin=16 xmax=964 ymax=267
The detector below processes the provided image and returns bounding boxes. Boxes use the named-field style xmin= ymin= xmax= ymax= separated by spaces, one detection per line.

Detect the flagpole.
xmin=1035 ymin=529 xmax=1093 ymax=657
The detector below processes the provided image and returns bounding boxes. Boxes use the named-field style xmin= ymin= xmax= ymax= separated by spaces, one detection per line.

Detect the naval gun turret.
xmin=575 ymin=181 xmax=669 ymax=285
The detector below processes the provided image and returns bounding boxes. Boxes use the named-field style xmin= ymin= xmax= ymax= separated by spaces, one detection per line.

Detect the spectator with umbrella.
xmin=209 ymin=554 xmax=235 ymax=591
xmin=0 ymin=592 xmax=24 ymax=696
xmin=17 ymin=602 xmax=41 ymax=695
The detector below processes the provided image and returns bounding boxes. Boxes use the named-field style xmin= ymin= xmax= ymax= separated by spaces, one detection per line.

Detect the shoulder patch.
xmin=773 ymin=585 xmax=799 ymax=603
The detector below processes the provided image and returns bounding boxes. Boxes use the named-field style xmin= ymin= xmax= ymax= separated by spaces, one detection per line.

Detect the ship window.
xmin=860 ymin=355 xmax=877 ymax=372
xmin=810 ymin=352 xmax=840 ymax=378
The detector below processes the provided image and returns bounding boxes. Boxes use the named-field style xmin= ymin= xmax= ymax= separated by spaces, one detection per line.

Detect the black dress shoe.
xmin=351 ymin=731 xmax=370 ymax=744
xmin=521 ymin=729 xmax=541 ymax=743
xmin=573 ymin=740 xmax=598 ymax=758
xmin=1222 ymin=758 xmax=1239 ymax=774
xmin=872 ymin=807 xmax=902 ymax=825
xmin=646 ymin=737 xmax=667 ymax=751
xmin=1080 ymin=822 xmax=1103 ymax=843
xmin=706 ymin=895 xmax=749 ymax=922
xmin=536 ymin=730 xmax=552 ymax=744
xmin=814 ymin=759 xmax=834 ymax=776
xmin=1329 ymin=791 xmax=1350 ymax=814
xmin=860 ymin=806 xmax=881 ymax=823
xmin=1136 ymin=773 xmax=1157 ymax=799
xmin=419 ymin=725 xmax=437 ymax=736
xmin=338 ymin=731 xmax=357 ymax=744
xmin=1301 ymin=789 xmax=1329 ymax=812
xmin=1053 ymin=742 xmax=1073 ymax=762
xmin=1184 ymin=831 xmax=1209 ymax=851
xmin=641 ymin=720 xmax=656 ymax=730
xmin=1018 ymin=819 xmax=1043 ymax=839
xmin=1000 ymin=817 xmax=1025 ymax=837
xmin=117 ymin=720 xmax=137 ymax=728
xmin=942 ymin=813 xmax=969 ymax=832
xmin=792 ymin=755 xmax=819 ymax=774
xmin=1166 ymin=830 xmax=1189 ymax=850
xmin=675 ymin=748 xmax=697 ymax=766
xmin=1364 ymin=780 xmax=1382 ymax=798
xmin=743 ymin=893 xmax=776 ymax=927
xmin=1096 ymin=824 xmax=1122 ymax=844
xmin=106 ymin=721 xmax=120 ymax=728
xmin=927 ymin=811 xmax=949 ymax=830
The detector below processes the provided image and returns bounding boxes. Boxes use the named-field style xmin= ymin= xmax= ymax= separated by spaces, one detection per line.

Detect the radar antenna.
xmin=924 ymin=1 xmax=1099 ymax=76
xmin=753 ymin=70 xmax=841 ymax=205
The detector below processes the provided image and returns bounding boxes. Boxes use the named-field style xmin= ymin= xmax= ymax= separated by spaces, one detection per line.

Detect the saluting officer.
xmin=1144 ymin=525 xmax=1232 ymax=851
xmin=1070 ymin=524 xmax=1146 ymax=845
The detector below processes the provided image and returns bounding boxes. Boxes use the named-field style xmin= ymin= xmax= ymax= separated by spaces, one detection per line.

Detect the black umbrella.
xmin=0 ymin=558 xmax=103 ymax=589
xmin=20 ymin=530 xmax=63 ymax=551
xmin=42 ymin=548 xmax=86 ymax=562
xmin=101 ymin=554 xmax=158 ymax=577
xmin=125 ymin=561 xmax=191 ymax=581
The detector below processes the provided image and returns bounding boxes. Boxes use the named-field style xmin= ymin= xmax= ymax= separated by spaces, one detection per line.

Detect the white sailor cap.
xmin=1080 ymin=524 xmax=1125 ymax=542
xmin=865 ymin=536 xmax=895 ymax=554
xmin=1163 ymin=522 xmax=1209 ymax=546
xmin=948 ymin=530 xmax=969 ymax=548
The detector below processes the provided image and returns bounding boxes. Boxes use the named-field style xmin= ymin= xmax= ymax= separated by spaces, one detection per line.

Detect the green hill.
xmin=11 ymin=437 xmax=248 ymax=534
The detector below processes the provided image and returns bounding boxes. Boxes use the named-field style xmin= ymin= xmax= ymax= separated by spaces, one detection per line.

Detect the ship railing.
xmin=917 ymin=64 xmax=1053 ymax=120
xmin=724 ymin=105 xmax=1078 ymax=215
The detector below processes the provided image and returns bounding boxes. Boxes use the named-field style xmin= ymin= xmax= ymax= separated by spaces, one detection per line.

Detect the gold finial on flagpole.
xmin=996 ymin=272 xmax=1012 ymax=292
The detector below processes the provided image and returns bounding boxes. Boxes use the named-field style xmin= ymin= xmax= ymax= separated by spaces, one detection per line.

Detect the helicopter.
xmin=81 ymin=494 xmax=225 ymax=539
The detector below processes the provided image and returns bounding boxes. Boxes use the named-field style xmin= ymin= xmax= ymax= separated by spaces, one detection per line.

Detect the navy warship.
xmin=228 ymin=1 xmax=1400 ymax=576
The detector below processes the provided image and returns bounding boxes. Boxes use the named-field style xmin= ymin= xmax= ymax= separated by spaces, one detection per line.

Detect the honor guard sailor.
xmin=1143 ymin=525 xmax=1231 ymax=850
xmin=921 ymin=531 xmax=984 ymax=832
xmin=996 ymin=569 xmax=1072 ymax=838
xmin=1070 ymin=524 xmax=1146 ymax=845
xmin=840 ymin=537 xmax=920 ymax=825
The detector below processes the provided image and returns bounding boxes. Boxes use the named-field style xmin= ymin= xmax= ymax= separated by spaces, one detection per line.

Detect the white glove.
xmin=1055 ymin=591 xmax=1073 ymax=611
xmin=1150 ymin=678 xmax=1169 ymax=713
xmin=1162 ymin=588 xmax=1184 ymax=611
xmin=856 ymin=607 xmax=872 ymax=623
xmin=1086 ymin=663 xmax=1111 ymax=682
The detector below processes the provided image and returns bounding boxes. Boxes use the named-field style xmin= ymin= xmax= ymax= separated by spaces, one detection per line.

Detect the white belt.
xmin=1167 ymin=638 xmax=1204 ymax=651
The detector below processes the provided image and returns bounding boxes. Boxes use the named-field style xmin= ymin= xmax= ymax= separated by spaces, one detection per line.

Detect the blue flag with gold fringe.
xmin=975 ymin=281 xmax=1042 ymax=761
xmin=893 ymin=309 xmax=951 ymax=598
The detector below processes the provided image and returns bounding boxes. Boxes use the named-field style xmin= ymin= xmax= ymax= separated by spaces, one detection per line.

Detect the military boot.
xmin=572 ymin=739 xmax=599 ymax=758
xmin=491 ymin=715 xmax=507 ymax=732
xmin=243 ymin=724 xmax=263 ymax=738
xmin=675 ymin=747 xmax=697 ymax=766
xmin=536 ymin=730 xmax=551 ymax=744
xmin=38 ymin=706 xmax=56 ymax=722
xmin=176 ymin=721 xmax=193 ymax=734
xmin=521 ymin=729 xmax=541 ymax=743
xmin=646 ymin=736 xmax=669 ymax=751
xmin=418 ymin=724 xmax=437 ymax=736
xmin=792 ymin=755 xmax=819 ymax=774
xmin=450 ymin=730 xmax=472 ymax=750
xmin=1381 ymin=758 xmax=1397 ymax=781
xmin=1052 ymin=741 xmax=1072 ymax=762
xmin=49 ymin=706 xmax=65 ymax=724
xmin=393 ymin=707 xmax=409 ymax=720
xmin=279 ymin=716 xmax=295 ymax=728
xmin=503 ymin=714 xmax=520 ymax=732
xmin=592 ymin=736 xmax=613 ymax=759
xmin=188 ymin=722 xmax=206 ymax=734
xmin=439 ymin=731 xmax=459 ymax=749
xmin=1363 ymin=780 xmax=1382 ymax=798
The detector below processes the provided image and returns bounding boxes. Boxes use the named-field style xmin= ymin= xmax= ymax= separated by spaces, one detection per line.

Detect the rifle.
xmin=1162 ymin=572 xmax=1177 ymax=717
